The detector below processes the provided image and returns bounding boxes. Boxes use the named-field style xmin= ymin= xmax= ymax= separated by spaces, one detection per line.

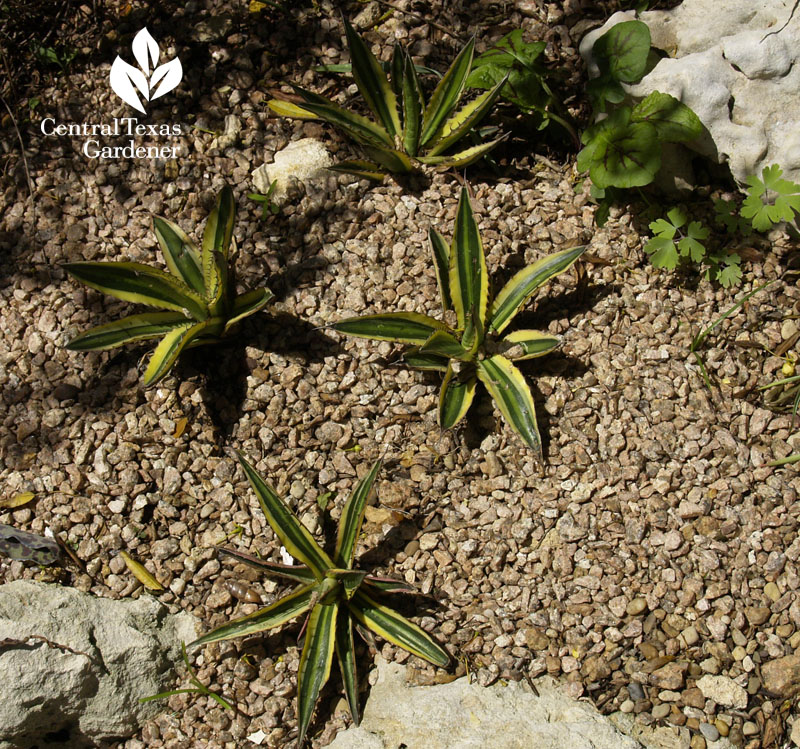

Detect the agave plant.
xmin=268 ymin=18 xmax=506 ymax=178
xmin=332 ymin=187 xmax=585 ymax=457
xmin=190 ymin=454 xmax=449 ymax=746
xmin=64 ymin=187 xmax=273 ymax=386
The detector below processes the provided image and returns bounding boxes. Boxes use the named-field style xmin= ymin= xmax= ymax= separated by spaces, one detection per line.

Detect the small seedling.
xmin=248 ymin=180 xmax=280 ymax=219
xmin=741 ymin=165 xmax=800 ymax=232
xmin=139 ymin=642 xmax=235 ymax=711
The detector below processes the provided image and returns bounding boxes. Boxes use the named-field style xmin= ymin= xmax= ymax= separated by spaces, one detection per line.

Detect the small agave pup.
xmin=64 ymin=187 xmax=273 ymax=386
xmin=332 ymin=187 xmax=586 ymax=457
xmin=268 ymin=18 xmax=506 ymax=178
xmin=190 ymin=454 xmax=449 ymax=746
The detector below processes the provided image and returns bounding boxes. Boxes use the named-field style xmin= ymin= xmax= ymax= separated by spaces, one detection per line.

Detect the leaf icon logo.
xmin=109 ymin=28 xmax=182 ymax=113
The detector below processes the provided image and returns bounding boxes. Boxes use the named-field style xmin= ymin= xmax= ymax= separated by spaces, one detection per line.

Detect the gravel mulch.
xmin=2 ymin=1 xmax=800 ymax=748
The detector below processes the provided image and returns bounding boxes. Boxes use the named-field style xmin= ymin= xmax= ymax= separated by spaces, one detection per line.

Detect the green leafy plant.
xmin=248 ymin=179 xmax=280 ymax=219
xmin=465 ymin=29 xmax=574 ymax=139
xmin=190 ymin=454 xmax=449 ymax=746
xmin=65 ymin=186 xmax=273 ymax=386
xmin=331 ymin=187 xmax=585 ymax=457
xmin=268 ymin=18 xmax=505 ymax=178
xmin=643 ymin=206 xmax=742 ymax=288
xmin=741 ymin=165 xmax=800 ymax=232
xmin=578 ymin=21 xmax=703 ymax=224
xmin=139 ymin=641 xmax=234 ymax=711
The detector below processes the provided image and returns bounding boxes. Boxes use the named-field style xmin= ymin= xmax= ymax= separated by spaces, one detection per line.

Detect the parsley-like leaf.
xmin=741 ymin=164 xmax=800 ymax=231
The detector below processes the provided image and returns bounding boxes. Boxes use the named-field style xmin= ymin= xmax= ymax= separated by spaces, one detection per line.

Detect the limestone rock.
xmin=696 ymin=674 xmax=749 ymax=709
xmin=328 ymin=659 xmax=640 ymax=749
xmin=579 ymin=0 xmax=800 ymax=185
xmin=761 ymin=653 xmax=800 ymax=698
xmin=252 ymin=138 xmax=333 ymax=201
xmin=0 ymin=580 xmax=198 ymax=748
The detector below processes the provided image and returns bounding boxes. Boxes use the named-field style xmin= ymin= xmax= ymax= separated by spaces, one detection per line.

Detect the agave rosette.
xmin=268 ymin=19 xmax=506 ymax=178
xmin=332 ymin=187 xmax=585 ymax=457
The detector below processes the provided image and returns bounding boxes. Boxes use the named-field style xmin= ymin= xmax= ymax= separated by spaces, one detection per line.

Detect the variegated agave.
xmin=268 ymin=19 xmax=506 ymax=178
xmin=332 ymin=187 xmax=585 ymax=457
xmin=190 ymin=454 xmax=448 ymax=747
xmin=64 ymin=187 xmax=273 ymax=386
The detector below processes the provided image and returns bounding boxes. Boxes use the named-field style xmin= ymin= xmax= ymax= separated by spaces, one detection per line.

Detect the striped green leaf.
xmin=335 ymin=461 xmax=382 ymax=569
xmin=218 ymin=547 xmax=316 ymax=585
xmin=439 ymin=362 xmax=478 ymax=429
xmin=143 ymin=317 xmax=220 ymax=386
xmin=420 ymin=38 xmax=475 ymax=147
xmin=65 ymin=311 xmax=189 ymax=351
xmin=64 ymin=262 xmax=209 ymax=320
xmin=402 ymin=351 xmax=450 ymax=371
xmin=292 ymin=86 xmax=394 ymax=148
xmin=489 ymin=245 xmax=586 ymax=334
xmin=344 ymin=18 xmax=401 ymax=137
xmin=152 ymin=216 xmax=204 ymax=294
xmin=476 ymin=354 xmax=541 ymax=454
xmin=189 ymin=582 xmax=317 ymax=648
xmin=416 ymin=138 xmax=501 ymax=168
xmin=329 ymin=161 xmax=387 ymax=181
xmin=267 ymin=99 xmax=320 ymax=119
xmin=363 ymin=576 xmax=417 ymax=595
xmin=349 ymin=590 xmax=449 ymax=667
xmin=325 ymin=569 xmax=367 ymax=599
xmin=390 ymin=44 xmax=404 ymax=98
xmin=426 ymin=77 xmax=506 ymax=157
xmin=429 ymin=228 xmax=452 ymax=312
xmin=202 ymin=186 xmax=235 ymax=309
xmin=223 ymin=288 xmax=274 ymax=333
xmin=501 ymin=329 xmax=561 ymax=360
xmin=297 ymin=602 xmax=338 ymax=747
xmin=236 ymin=453 xmax=334 ymax=579
xmin=332 ymin=312 xmax=446 ymax=345
xmin=335 ymin=614 xmax=360 ymax=726
xmin=419 ymin=330 xmax=470 ymax=359
xmin=401 ymin=51 xmax=423 ymax=156
xmin=362 ymin=145 xmax=414 ymax=174
xmin=449 ymin=187 xmax=488 ymax=347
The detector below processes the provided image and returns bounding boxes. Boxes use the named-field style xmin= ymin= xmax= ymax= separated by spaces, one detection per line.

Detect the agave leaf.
xmin=65 ymin=311 xmax=190 ymax=351
xmin=236 ymin=453 xmax=334 ymax=579
xmin=325 ymin=569 xmax=368 ymax=599
xmin=335 ymin=461 xmax=382 ymax=569
xmin=401 ymin=50 xmax=423 ymax=156
xmin=361 ymin=145 xmax=414 ymax=174
xmin=419 ymin=330 xmax=470 ymax=359
xmin=390 ymin=44 xmax=404 ymax=98
xmin=152 ymin=216 xmax=204 ymax=294
xmin=501 ymin=329 xmax=561 ymax=360
xmin=402 ymin=350 xmax=450 ymax=371
xmin=489 ymin=245 xmax=585 ymax=334
xmin=420 ymin=38 xmax=475 ymax=147
xmin=328 ymin=160 xmax=387 ymax=181
xmin=449 ymin=187 xmax=488 ymax=347
xmin=190 ymin=582 xmax=318 ymax=648
xmin=297 ymin=602 xmax=338 ymax=747
xmin=349 ymin=590 xmax=449 ymax=667
xmin=223 ymin=288 xmax=274 ymax=333
xmin=332 ymin=312 xmax=446 ymax=345
xmin=426 ymin=76 xmax=506 ymax=157
xmin=267 ymin=99 xmax=321 ymax=119
xmin=202 ymin=186 xmax=235 ymax=309
xmin=416 ymin=138 xmax=501 ymax=168
xmin=344 ymin=18 xmax=401 ymax=137
xmin=362 ymin=576 xmax=417 ymax=594
xmin=476 ymin=354 xmax=541 ymax=455
xmin=292 ymin=85 xmax=394 ymax=148
xmin=335 ymin=613 xmax=360 ymax=725
xmin=429 ymin=228 xmax=452 ymax=313
xmin=218 ymin=547 xmax=316 ymax=584
xmin=439 ymin=361 xmax=478 ymax=429
xmin=143 ymin=317 xmax=220 ymax=386
xmin=64 ymin=262 xmax=209 ymax=320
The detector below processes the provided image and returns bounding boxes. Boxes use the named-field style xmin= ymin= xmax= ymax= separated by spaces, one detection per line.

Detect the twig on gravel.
xmin=0 ymin=93 xmax=36 ymax=229
xmin=369 ymin=0 xmax=468 ymax=43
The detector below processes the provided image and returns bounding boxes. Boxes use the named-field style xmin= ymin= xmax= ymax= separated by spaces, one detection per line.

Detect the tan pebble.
xmin=742 ymin=720 xmax=759 ymax=736
xmin=765 ymin=582 xmax=781 ymax=602
xmin=733 ymin=645 xmax=747 ymax=661
xmin=690 ymin=735 xmax=706 ymax=749
xmin=715 ymin=718 xmax=730 ymax=737
xmin=627 ymin=597 xmax=647 ymax=616
xmin=745 ymin=606 xmax=771 ymax=626
xmin=776 ymin=624 xmax=793 ymax=639
xmin=790 ymin=632 xmax=800 ymax=650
